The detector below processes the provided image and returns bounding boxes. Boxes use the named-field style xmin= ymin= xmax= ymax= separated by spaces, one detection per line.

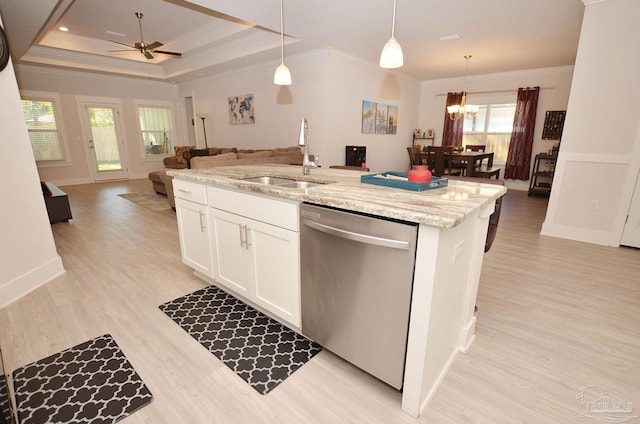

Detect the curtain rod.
xmin=436 ymin=86 xmax=555 ymax=96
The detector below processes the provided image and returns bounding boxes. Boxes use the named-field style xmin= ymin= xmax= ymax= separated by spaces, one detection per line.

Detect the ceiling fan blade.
xmin=143 ymin=50 xmax=154 ymax=60
xmin=146 ymin=41 xmax=163 ymax=50
xmin=153 ymin=50 xmax=182 ymax=57
xmin=108 ymin=49 xmax=136 ymax=53
xmin=109 ymin=40 xmax=136 ymax=49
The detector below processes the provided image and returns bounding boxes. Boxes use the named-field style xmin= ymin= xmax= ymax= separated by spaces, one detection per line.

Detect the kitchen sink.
xmin=240 ymin=176 xmax=327 ymax=188
xmin=279 ymin=181 xmax=325 ymax=189
xmin=241 ymin=176 xmax=295 ymax=185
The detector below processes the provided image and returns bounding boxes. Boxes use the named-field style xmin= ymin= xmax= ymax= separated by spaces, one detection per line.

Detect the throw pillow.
xmin=174 ymin=145 xmax=196 ymax=165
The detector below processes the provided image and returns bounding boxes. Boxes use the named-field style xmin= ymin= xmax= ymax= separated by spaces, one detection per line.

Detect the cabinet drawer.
xmin=208 ymin=186 xmax=299 ymax=231
xmin=173 ymin=179 xmax=207 ymax=205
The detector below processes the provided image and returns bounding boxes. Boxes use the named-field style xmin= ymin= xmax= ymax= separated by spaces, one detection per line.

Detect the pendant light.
xmin=274 ymin=0 xmax=292 ymax=85
xmin=379 ymin=0 xmax=403 ymax=69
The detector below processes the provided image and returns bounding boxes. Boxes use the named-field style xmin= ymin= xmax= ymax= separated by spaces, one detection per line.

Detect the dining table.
xmin=415 ymin=150 xmax=494 ymax=177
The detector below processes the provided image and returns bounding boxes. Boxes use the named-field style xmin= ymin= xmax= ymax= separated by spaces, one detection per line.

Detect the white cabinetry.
xmin=173 ymin=180 xmax=213 ymax=278
xmin=208 ymin=187 xmax=301 ymax=328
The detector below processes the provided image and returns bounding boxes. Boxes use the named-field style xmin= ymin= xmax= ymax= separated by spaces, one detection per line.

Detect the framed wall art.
xmin=361 ymin=101 xmax=376 ymax=134
xmin=228 ymin=94 xmax=255 ymax=125
xmin=361 ymin=100 xmax=398 ymax=135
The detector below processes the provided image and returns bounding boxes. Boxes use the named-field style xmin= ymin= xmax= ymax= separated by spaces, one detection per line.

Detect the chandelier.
xmin=447 ymin=55 xmax=478 ymax=120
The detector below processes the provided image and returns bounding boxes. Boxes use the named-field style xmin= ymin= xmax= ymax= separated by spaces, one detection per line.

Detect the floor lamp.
xmin=199 ymin=115 xmax=208 ymax=148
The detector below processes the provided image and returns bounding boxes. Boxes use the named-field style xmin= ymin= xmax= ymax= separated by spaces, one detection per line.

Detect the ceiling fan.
xmin=109 ymin=12 xmax=182 ymax=60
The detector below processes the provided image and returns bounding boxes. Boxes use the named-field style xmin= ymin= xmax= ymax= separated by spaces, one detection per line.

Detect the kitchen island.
xmin=168 ymin=164 xmax=506 ymax=417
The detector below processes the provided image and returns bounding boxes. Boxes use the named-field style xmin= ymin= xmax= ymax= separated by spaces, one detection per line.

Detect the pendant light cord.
xmin=391 ymin=0 xmax=397 ymax=37
xmin=280 ymin=0 xmax=285 ymax=63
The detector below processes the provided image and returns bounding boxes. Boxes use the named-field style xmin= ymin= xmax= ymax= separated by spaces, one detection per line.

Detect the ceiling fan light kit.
xmin=274 ymin=0 xmax=292 ymax=85
xmin=380 ymin=0 xmax=403 ymax=69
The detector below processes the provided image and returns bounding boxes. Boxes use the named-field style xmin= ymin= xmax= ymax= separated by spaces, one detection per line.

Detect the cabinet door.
xmin=175 ymin=198 xmax=213 ymax=277
xmin=209 ymin=209 xmax=253 ymax=296
xmin=250 ymin=219 xmax=301 ymax=328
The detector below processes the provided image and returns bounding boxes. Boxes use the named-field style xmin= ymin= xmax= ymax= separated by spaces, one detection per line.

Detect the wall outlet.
xmin=453 ymin=240 xmax=464 ymax=264
xmin=589 ymin=200 xmax=599 ymax=212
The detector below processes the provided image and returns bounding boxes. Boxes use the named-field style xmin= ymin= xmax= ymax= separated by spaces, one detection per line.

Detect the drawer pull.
xmin=177 ymin=189 xmax=192 ymax=194
xmin=239 ymin=224 xmax=246 ymax=248
xmin=199 ymin=211 xmax=206 ymax=232
xmin=244 ymin=225 xmax=251 ymax=249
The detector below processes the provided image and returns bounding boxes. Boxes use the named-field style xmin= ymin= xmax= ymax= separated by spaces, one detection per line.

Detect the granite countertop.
xmin=167 ymin=165 xmax=506 ymax=228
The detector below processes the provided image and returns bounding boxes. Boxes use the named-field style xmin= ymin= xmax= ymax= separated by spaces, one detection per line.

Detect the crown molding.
xmin=422 ymin=65 xmax=575 ymax=86
xmin=581 ymin=0 xmax=608 ymax=5
xmin=15 ymin=63 xmax=175 ymax=88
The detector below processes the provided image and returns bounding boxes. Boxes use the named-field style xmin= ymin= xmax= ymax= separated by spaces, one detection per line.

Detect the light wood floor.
xmin=1 ymin=179 xmax=638 ymax=423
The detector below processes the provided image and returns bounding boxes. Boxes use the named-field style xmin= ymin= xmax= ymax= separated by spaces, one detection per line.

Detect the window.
xmin=21 ymin=98 xmax=66 ymax=162
xmin=138 ymin=106 xmax=174 ymax=157
xmin=462 ymin=103 xmax=515 ymax=162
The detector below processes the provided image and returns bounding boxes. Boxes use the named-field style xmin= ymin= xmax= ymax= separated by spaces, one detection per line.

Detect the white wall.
xmin=418 ymin=67 xmax=574 ymax=191
xmin=542 ymin=0 xmax=640 ymax=246
xmin=16 ymin=65 xmax=181 ymax=185
xmin=177 ymin=48 xmax=422 ymax=172
xmin=0 ymin=16 xmax=64 ymax=306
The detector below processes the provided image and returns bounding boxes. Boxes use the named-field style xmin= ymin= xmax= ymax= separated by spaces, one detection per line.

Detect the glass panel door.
xmin=83 ymin=104 xmax=129 ymax=181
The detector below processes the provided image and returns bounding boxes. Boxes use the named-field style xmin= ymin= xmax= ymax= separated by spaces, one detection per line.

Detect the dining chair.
xmin=473 ymin=165 xmax=501 ymax=179
xmin=426 ymin=146 xmax=462 ymax=177
xmin=406 ymin=147 xmax=421 ymax=168
xmin=464 ymin=144 xmax=500 ymax=180
xmin=463 ymin=144 xmax=500 ymax=178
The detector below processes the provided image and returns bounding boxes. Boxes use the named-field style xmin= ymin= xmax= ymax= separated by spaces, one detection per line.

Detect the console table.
xmin=528 ymin=154 xmax=557 ymax=197
xmin=42 ymin=181 xmax=73 ymax=223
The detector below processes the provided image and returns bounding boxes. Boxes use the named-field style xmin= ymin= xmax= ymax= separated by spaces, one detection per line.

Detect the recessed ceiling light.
xmin=438 ymin=34 xmax=460 ymax=42
xmin=59 ymin=26 xmax=69 ymax=32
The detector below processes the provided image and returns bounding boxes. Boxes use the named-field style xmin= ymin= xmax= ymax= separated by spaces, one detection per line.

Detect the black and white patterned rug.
xmin=160 ymin=285 xmax=321 ymax=395
xmin=12 ymin=334 xmax=153 ymax=424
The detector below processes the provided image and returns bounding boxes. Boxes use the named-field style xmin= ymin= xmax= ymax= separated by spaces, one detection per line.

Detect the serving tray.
xmin=361 ymin=172 xmax=448 ymax=192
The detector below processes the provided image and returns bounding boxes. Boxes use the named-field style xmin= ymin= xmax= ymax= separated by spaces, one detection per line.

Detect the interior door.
xmin=621 ymin=170 xmax=640 ymax=248
xmin=82 ymin=103 xmax=129 ymax=181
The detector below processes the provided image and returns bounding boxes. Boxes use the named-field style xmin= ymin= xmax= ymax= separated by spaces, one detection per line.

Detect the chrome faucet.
xmin=298 ymin=117 xmax=319 ymax=175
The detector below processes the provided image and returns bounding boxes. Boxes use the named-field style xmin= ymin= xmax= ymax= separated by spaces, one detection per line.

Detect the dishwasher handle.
xmin=302 ymin=218 xmax=410 ymax=250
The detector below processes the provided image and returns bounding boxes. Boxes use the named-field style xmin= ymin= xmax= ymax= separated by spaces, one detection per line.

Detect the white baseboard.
xmin=49 ymin=177 xmax=93 ymax=187
xmin=541 ymin=221 xmax=613 ymax=246
xmin=406 ymin=348 xmax=460 ymax=418
xmin=0 ymin=256 xmax=65 ymax=307
xmin=459 ymin=316 xmax=477 ymax=352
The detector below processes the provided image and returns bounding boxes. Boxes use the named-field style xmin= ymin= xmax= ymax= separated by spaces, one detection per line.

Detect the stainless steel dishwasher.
xmin=300 ymin=202 xmax=418 ymax=390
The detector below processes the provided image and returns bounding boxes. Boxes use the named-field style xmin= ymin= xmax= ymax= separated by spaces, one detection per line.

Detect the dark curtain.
xmin=504 ymin=87 xmax=540 ymax=180
xmin=442 ymin=92 xmax=464 ymax=147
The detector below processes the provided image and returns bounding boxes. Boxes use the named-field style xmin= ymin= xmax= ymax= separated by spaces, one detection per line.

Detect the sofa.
xmin=149 ymin=145 xmax=304 ymax=209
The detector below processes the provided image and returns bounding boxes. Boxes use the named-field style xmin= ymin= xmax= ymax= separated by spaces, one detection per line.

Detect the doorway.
xmin=81 ymin=103 xmax=129 ymax=181
xmin=184 ymin=96 xmax=197 ymax=146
